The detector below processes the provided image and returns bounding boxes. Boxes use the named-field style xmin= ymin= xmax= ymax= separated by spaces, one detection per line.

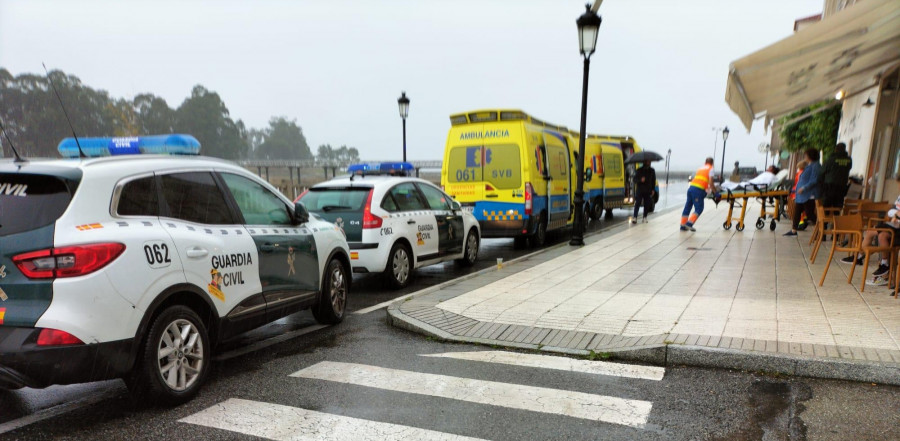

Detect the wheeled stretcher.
xmin=719 ymin=186 xmax=790 ymax=231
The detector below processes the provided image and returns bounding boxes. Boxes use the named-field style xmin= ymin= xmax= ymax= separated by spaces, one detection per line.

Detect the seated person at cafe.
xmin=841 ymin=194 xmax=900 ymax=286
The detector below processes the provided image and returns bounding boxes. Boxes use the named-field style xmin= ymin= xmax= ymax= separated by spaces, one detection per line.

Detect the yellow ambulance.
xmin=442 ymin=110 xmax=617 ymax=247
xmin=581 ymin=135 xmax=657 ymax=220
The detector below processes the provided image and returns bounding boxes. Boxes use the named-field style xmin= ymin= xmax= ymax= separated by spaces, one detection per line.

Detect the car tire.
xmin=384 ymin=242 xmax=412 ymax=289
xmin=456 ymin=229 xmax=479 ymax=266
xmin=127 ymin=305 xmax=210 ymax=406
xmin=312 ymin=258 xmax=348 ymax=325
xmin=529 ymin=213 xmax=547 ymax=248
xmin=589 ymin=199 xmax=603 ymax=221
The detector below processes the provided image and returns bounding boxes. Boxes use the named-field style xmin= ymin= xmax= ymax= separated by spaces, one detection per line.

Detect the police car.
xmin=0 ymin=135 xmax=350 ymax=404
xmin=297 ymin=162 xmax=480 ymax=289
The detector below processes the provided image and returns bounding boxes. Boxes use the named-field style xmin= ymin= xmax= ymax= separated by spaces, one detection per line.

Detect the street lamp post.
xmin=398 ymin=92 xmax=410 ymax=162
xmin=719 ymin=126 xmax=730 ymax=183
xmin=570 ymin=4 xmax=602 ymax=247
xmin=665 ymin=149 xmax=671 ymax=186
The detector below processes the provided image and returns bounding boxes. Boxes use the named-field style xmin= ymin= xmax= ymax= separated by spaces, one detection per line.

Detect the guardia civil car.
xmin=0 ymin=135 xmax=350 ymax=404
xmin=297 ymin=162 xmax=480 ymax=289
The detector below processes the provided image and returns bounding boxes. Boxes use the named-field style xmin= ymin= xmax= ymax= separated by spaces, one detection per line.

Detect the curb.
xmin=387 ymin=305 xmax=900 ymax=385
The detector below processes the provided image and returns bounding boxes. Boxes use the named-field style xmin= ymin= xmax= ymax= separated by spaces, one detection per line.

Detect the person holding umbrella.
xmin=632 ymin=160 xmax=657 ymax=223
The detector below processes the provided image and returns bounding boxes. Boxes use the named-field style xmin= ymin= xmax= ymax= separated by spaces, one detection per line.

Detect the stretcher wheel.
xmin=755 ymin=218 xmax=765 ymax=230
xmin=736 ymin=222 xmax=745 ymax=231
xmin=723 ymin=222 xmax=732 ymax=230
xmin=770 ymin=220 xmax=776 ymax=231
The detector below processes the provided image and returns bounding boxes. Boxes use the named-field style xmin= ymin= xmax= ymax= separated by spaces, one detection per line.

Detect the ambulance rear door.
xmin=542 ymin=132 xmax=571 ymax=230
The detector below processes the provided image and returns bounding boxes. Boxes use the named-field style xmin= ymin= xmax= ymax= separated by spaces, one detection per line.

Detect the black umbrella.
xmin=624 ymin=150 xmax=664 ymax=164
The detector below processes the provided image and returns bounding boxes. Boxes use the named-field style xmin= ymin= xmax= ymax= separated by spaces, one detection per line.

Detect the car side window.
xmin=117 ymin=176 xmax=159 ymax=216
xmin=160 ymin=172 xmax=236 ymax=225
xmin=220 ymin=173 xmax=292 ymax=225
xmin=388 ymin=183 xmax=427 ymax=211
xmin=381 ymin=192 xmax=399 ymax=212
xmin=417 ymin=183 xmax=451 ymax=211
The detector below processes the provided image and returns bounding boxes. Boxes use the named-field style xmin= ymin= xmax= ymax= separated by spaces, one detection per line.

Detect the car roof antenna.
xmin=43 ymin=63 xmax=86 ymax=158
xmin=0 ymin=119 xmax=27 ymax=164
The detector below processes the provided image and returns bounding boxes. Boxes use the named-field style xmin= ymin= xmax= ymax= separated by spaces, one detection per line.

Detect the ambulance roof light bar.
xmin=58 ymin=134 xmax=201 ymax=158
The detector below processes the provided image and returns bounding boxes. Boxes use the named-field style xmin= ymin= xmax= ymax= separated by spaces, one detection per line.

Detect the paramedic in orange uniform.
xmin=681 ymin=157 xmax=715 ymax=231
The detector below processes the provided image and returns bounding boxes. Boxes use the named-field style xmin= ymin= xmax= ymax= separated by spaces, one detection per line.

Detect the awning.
xmin=725 ymin=0 xmax=900 ymax=131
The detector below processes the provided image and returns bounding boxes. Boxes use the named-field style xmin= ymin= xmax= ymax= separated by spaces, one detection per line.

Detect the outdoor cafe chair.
xmin=842 ymin=198 xmax=864 ymax=215
xmin=819 ymin=214 xmax=863 ymax=287
xmin=856 ymin=201 xmax=892 ymax=226
xmin=809 ymin=200 xmax=841 ymax=263
xmin=858 ymin=217 xmax=898 ymax=293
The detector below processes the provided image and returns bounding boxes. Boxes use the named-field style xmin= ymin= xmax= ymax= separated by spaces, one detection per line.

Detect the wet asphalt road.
xmin=2 ymin=183 xmax=898 ymax=440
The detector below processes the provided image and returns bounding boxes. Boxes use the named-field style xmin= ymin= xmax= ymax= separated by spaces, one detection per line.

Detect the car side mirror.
xmin=293 ymin=201 xmax=310 ymax=225
xmin=584 ymin=167 xmax=593 ymax=183
xmin=450 ymin=200 xmax=461 ymax=211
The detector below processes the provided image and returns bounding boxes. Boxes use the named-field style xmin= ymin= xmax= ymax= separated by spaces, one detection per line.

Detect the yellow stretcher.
xmin=719 ymin=188 xmax=790 ymax=232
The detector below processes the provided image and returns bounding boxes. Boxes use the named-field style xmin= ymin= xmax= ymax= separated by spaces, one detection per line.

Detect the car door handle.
xmin=259 ymin=243 xmax=278 ymax=253
xmin=485 ymin=194 xmax=499 ymax=198
xmin=185 ymin=247 xmax=208 ymax=258
xmin=445 ymin=216 xmax=456 ymax=220
xmin=407 ymin=220 xmax=416 ymax=224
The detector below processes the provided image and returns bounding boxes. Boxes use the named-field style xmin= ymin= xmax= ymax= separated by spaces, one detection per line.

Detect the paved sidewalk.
xmin=387 ymin=202 xmax=900 ymax=385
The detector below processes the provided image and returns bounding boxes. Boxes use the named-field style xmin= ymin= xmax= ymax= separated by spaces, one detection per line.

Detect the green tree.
xmin=174 ymin=85 xmax=246 ymax=159
xmin=779 ymin=100 xmax=842 ymax=160
xmin=255 ymin=117 xmax=312 ymax=160
xmin=317 ymin=144 xmax=335 ymax=163
xmin=133 ymin=93 xmax=176 ymax=134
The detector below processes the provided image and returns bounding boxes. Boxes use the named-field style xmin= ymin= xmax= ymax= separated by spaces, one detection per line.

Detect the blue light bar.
xmin=347 ymin=162 xmax=415 ymax=176
xmin=58 ymin=134 xmax=201 ymax=158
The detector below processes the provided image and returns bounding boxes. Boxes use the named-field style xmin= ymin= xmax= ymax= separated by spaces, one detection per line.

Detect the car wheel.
xmin=456 ymin=229 xmax=479 ymax=266
xmin=589 ymin=200 xmax=603 ymax=221
xmin=385 ymin=242 xmax=412 ymax=289
xmin=530 ymin=213 xmax=547 ymax=248
xmin=127 ymin=305 xmax=210 ymax=406
xmin=312 ymin=258 xmax=347 ymax=324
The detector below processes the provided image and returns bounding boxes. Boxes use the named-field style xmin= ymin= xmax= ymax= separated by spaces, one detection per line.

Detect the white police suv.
xmin=0 ymin=135 xmax=350 ymax=404
xmin=297 ymin=162 xmax=480 ymax=289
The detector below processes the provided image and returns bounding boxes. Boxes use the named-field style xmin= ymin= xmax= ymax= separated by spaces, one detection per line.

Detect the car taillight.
xmin=36 ymin=328 xmax=84 ymax=346
xmin=13 ymin=243 xmax=125 ymax=279
xmin=524 ymin=182 xmax=533 ymax=216
xmin=362 ymin=189 xmax=382 ymax=229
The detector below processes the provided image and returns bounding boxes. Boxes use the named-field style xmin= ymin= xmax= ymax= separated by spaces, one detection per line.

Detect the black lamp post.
xmin=570 ymin=4 xmax=601 ymax=247
xmin=398 ymin=92 xmax=410 ymax=162
xmin=719 ymin=126 xmax=729 ymax=183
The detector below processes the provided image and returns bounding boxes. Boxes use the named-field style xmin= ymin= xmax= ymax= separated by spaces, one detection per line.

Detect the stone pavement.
xmin=387 ymin=202 xmax=900 ymax=385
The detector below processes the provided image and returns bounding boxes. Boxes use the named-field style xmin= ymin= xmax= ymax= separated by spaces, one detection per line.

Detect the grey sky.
xmin=0 ymin=0 xmax=822 ymax=170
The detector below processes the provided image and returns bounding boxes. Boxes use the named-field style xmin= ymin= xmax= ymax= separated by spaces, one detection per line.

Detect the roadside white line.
xmin=0 ymin=388 xmax=122 ymax=435
xmin=215 ymin=324 xmax=329 ymax=361
xmin=180 ymin=398 xmax=487 ymax=441
xmin=290 ymin=361 xmax=652 ymax=428
xmin=420 ymin=350 xmax=665 ymax=381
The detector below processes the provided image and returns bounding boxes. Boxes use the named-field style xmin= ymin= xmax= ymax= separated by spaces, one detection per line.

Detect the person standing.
xmin=821 ymin=142 xmax=852 ymax=208
xmin=784 ymin=148 xmax=822 ymax=237
xmin=681 ymin=157 xmax=714 ymax=232
xmin=632 ymin=160 xmax=656 ymax=223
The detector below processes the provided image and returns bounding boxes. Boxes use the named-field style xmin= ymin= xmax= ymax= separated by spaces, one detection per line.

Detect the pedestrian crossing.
xmin=180 ymin=350 xmax=664 ymax=440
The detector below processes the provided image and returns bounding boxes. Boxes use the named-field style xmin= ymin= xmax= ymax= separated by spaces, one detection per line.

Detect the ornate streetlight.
xmin=570 ymin=4 xmax=602 ymax=247
xmin=398 ymin=92 xmax=410 ymax=162
xmin=719 ymin=126 xmax=730 ymax=183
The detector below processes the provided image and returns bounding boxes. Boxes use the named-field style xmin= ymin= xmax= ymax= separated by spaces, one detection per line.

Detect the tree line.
xmin=0 ymin=68 xmax=358 ymax=162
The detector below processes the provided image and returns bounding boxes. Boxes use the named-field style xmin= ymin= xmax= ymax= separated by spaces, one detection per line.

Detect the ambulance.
xmin=442 ymin=110 xmax=587 ymax=247
xmin=582 ymin=135 xmax=658 ymax=220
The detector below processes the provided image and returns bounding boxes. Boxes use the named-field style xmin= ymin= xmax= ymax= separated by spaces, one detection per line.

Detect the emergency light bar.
xmin=347 ymin=162 xmax=414 ymax=176
xmin=58 ymin=134 xmax=201 ymax=158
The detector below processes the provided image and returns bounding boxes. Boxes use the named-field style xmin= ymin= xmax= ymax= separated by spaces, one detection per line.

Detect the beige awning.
xmin=725 ymin=0 xmax=900 ymax=131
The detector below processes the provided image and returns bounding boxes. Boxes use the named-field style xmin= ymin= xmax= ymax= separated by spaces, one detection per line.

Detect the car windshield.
xmin=300 ymin=187 xmax=370 ymax=212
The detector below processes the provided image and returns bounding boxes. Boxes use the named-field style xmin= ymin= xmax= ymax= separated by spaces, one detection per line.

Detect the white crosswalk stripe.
xmin=179 ymin=398 xmax=487 ymax=441
xmin=181 ymin=350 xmax=664 ymax=438
xmin=290 ymin=361 xmax=653 ymax=428
xmin=420 ymin=350 xmax=666 ymax=381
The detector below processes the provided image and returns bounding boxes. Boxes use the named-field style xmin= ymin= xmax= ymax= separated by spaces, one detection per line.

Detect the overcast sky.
xmin=0 ymin=0 xmax=823 ymax=170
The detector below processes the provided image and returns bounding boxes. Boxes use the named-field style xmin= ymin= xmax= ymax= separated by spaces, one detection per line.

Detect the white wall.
xmin=837 ymin=90 xmax=878 ymax=177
